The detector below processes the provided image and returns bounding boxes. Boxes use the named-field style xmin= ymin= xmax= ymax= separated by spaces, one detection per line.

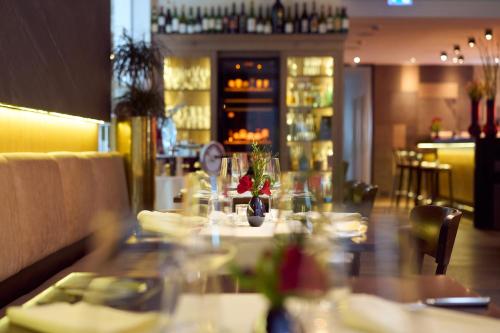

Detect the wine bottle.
xmin=165 ymin=8 xmax=172 ymax=34
xmin=171 ymin=6 xmax=179 ymax=33
xmin=202 ymin=7 xmax=209 ymax=33
xmin=247 ymin=1 xmax=256 ymax=33
xmin=256 ymin=5 xmax=264 ymax=34
xmin=186 ymin=7 xmax=194 ymax=34
xmin=318 ymin=5 xmax=327 ymax=34
xmin=195 ymin=7 xmax=202 ymax=33
xmin=334 ymin=7 xmax=341 ymax=33
xmin=215 ymin=6 xmax=223 ymax=33
xmin=239 ymin=3 xmax=247 ymax=34
xmin=229 ymin=3 xmax=238 ymax=33
xmin=284 ymin=6 xmax=294 ymax=34
xmin=309 ymin=1 xmax=319 ymax=34
xmin=271 ymin=0 xmax=285 ymax=33
xmin=264 ymin=7 xmax=272 ymax=34
xmin=293 ymin=3 xmax=301 ymax=34
xmin=341 ymin=7 xmax=349 ymax=33
xmin=222 ymin=7 xmax=230 ymax=33
xmin=209 ymin=7 xmax=216 ymax=33
xmin=157 ymin=6 xmax=166 ymax=34
xmin=151 ymin=5 xmax=159 ymax=33
xmin=300 ymin=3 xmax=309 ymax=33
xmin=326 ymin=5 xmax=334 ymax=33
xmin=179 ymin=5 xmax=187 ymax=34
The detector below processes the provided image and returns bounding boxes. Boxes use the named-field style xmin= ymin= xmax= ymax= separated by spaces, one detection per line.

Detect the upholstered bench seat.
xmin=0 ymin=152 xmax=131 ymax=309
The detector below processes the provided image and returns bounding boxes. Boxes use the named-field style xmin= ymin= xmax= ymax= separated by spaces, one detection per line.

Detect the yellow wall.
xmin=0 ymin=103 xmax=101 ymax=152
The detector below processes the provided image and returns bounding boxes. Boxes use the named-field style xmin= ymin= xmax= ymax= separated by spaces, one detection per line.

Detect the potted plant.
xmin=430 ymin=117 xmax=442 ymax=140
xmin=236 ymin=143 xmax=273 ymax=227
xmin=113 ymin=33 xmax=163 ymax=213
xmin=232 ymin=233 xmax=328 ymax=333
xmin=474 ymin=34 xmax=499 ymax=138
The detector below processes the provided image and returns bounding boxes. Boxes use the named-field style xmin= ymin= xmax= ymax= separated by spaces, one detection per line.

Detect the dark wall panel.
xmin=0 ymin=0 xmax=111 ymax=121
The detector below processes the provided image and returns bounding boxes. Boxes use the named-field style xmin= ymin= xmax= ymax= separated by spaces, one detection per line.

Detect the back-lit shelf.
xmin=224 ymin=88 xmax=273 ymax=93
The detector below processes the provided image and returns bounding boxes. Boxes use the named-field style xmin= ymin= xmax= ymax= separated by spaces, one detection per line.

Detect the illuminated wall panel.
xmin=0 ymin=103 xmax=101 ymax=152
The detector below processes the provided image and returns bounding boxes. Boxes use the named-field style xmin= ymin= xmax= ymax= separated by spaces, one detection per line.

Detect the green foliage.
xmin=112 ymin=32 xmax=164 ymax=118
xmin=115 ymin=86 xmax=165 ymax=118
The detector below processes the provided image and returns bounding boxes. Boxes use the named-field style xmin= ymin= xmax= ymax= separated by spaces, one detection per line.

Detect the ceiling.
xmin=345 ymin=17 xmax=500 ymax=65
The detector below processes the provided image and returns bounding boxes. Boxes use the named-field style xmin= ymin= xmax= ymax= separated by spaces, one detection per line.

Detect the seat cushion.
xmin=83 ymin=153 xmax=131 ymax=220
xmin=2 ymin=154 xmax=68 ymax=270
xmin=50 ymin=153 xmax=97 ymax=242
xmin=0 ymin=157 xmax=20 ymax=281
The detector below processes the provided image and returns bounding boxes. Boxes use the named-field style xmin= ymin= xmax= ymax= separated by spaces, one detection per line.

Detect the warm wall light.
xmin=485 ymin=28 xmax=493 ymax=41
xmin=495 ymin=57 xmax=500 ymax=64
xmin=440 ymin=52 xmax=448 ymax=62
xmin=458 ymin=55 xmax=464 ymax=64
xmin=353 ymin=56 xmax=361 ymax=64
xmin=452 ymin=56 xmax=458 ymax=64
xmin=468 ymin=37 xmax=476 ymax=48
xmin=453 ymin=45 xmax=461 ymax=55
xmin=410 ymin=57 xmax=416 ymax=64
xmin=0 ymin=102 xmax=102 ymax=152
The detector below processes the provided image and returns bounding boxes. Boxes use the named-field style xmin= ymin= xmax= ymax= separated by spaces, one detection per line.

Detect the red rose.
xmin=278 ymin=245 xmax=328 ymax=295
xmin=259 ymin=179 xmax=272 ymax=196
xmin=237 ymin=175 xmax=253 ymax=194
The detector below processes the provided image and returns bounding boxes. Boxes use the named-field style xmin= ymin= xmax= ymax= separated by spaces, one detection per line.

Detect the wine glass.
xmin=219 ymin=156 xmax=242 ymax=190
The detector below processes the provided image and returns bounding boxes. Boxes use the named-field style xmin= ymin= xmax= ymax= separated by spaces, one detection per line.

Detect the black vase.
xmin=266 ymin=306 xmax=294 ymax=333
xmin=247 ymin=196 xmax=265 ymax=227
xmin=484 ymin=98 xmax=497 ymax=139
xmin=468 ymin=99 xmax=481 ymax=139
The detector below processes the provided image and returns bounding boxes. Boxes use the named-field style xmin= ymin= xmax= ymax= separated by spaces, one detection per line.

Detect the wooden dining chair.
xmin=409 ymin=205 xmax=462 ymax=275
xmin=343 ymin=181 xmax=379 ymax=218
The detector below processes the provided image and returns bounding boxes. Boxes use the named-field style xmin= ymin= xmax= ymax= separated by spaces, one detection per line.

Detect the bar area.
xmin=1 ymin=0 xmax=500 ymax=332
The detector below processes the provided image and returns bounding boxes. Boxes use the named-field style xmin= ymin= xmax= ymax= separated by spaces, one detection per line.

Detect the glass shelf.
xmin=286 ymin=56 xmax=334 ymax=172
xmin=163 ymin=56 xmax=211 ymax=145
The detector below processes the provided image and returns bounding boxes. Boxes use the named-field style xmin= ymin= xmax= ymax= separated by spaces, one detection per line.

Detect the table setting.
xmin=1 ymin=143 xmax=499 ymax=333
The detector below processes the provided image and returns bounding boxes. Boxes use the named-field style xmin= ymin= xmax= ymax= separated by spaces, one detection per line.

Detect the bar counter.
xmin=417 ymin=140 xmax=475 ymax=212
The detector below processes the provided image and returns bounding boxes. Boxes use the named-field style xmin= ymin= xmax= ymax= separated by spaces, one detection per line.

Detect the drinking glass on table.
xmin=219 ymin=156 xmax=242 ymax=190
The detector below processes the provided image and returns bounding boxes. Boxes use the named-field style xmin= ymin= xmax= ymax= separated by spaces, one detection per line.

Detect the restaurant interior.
xmin=0 ymin=0 xmax=499 ymax=332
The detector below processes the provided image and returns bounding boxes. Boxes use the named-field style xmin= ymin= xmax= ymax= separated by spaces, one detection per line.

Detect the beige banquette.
xmin=0 ymin=152 xmax=131 ymax=308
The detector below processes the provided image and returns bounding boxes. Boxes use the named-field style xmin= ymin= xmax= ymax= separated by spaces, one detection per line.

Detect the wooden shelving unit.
xmin=153 ymin=33 xmax=346 ymax=202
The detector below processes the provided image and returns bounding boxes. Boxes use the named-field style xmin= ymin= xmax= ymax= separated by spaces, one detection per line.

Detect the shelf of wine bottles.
xmin=151 ymin=1 xmax=349 ymax=36
xmin=286 ymin=56 xmax=334 ymax=172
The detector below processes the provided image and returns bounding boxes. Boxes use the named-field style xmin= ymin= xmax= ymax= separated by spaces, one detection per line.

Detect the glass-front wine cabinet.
xmin=217 ymin=57 xmax=280 ymax=153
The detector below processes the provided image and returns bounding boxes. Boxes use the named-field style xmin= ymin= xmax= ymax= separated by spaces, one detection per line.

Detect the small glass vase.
xmin=247 ymin=196 xmax=265 ymax=227
xmin=266 ymin=306 xmax=294 ymax=333
xmin=484 ymin=98 xmax=497 ymax=139
xmin=468 ymin=99 xmax=481 ymax=139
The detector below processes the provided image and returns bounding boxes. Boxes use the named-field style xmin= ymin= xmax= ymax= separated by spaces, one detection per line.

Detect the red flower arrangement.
xmin=236 ymin=142 xmax=273 ymax=197
xmin=232 ymin=233 xmax=329 ymax=308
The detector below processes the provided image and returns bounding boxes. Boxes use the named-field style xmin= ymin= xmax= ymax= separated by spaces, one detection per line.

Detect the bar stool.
xmin=392 ymin=149 xmax=422 ymax=207
xmin=414 ymin=159 xmax=454 ymax=207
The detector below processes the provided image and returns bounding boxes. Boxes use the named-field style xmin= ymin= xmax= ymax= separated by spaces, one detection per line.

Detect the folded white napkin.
xmin=137 ymin=210 xmax=207 ymax=237
xmin=7 ymin=302 xmax=160 ymax=333
xmin=339 ymin=294 xmax=500 ymax=333
xmin=326 ymin=212 xmax=362 ymax=222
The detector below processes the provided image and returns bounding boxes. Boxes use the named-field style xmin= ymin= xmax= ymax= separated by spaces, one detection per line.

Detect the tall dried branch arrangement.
xmin=477 ymin=38 xmax=500 ymax=99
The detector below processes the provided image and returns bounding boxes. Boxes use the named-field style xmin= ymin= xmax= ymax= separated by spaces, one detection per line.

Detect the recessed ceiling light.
xmin=452 ymin=56 xmax=458 ymax=64
xmin=410 ymin=57 xmax=416 ymax=64
xmin=353 ymin=56 xmax=361 ymax=64
xmin=468 ymin=37 xmax=476 ymax=48
xmin=440 ymin=52 xmax=448 ymax=62
xmin=458 ymin=55 xmax=464 ymax=64
xmin=485 ymin=28 xmax=493 ymax=41
xmin=453 ymin=45 xmax=461 ymax=55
